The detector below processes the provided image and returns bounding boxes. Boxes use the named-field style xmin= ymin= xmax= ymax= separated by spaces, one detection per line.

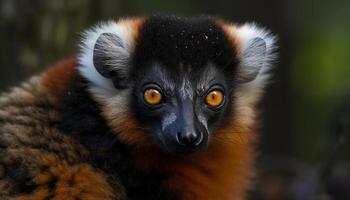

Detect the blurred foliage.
xmin=289 ymin=0 xmax=350 ymax=160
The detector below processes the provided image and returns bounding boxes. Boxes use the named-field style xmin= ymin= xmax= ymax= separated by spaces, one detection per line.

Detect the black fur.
xmin=3 ymin=160 xmax=37 ymax=195
xmin=132 ymin=15 xmax=238 ymax=74
xmin=58 ymin=76 xmax=179 ymax=200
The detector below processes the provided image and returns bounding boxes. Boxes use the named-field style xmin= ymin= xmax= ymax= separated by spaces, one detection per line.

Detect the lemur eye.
xmin=143 ymin=88 xmax=162 ymax=105
xmin=205 ymin=90 xmax=224 ymax=108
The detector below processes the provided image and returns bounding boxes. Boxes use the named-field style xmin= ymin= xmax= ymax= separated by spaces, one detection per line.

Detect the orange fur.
xmin=130 ymin=114 xmax=258 ymax=200
xmin=101 ymin=106 xmax=153 ymax=146
xmin=118 ymin=17 xmax=146 ymax=49
xmin=10 ymin=152 xmax=115 ymax=200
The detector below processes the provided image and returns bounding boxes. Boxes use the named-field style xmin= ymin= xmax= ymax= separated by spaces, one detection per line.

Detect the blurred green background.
xmin=0 ymin=0 xmax=349 ymax=199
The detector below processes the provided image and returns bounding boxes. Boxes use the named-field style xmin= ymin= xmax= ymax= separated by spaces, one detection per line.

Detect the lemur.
xmin=0 ymin=15 xmax=277 ymax=200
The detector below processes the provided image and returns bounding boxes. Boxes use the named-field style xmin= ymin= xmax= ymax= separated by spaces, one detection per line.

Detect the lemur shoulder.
xmin=0 ymin=15 xmax=277 ymax=200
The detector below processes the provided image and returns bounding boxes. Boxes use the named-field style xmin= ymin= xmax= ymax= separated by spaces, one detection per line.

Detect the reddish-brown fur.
xmin=128 ymin=114 xmax=258 ymax=200
xmin=1 ymin=59 xmax=115 ymax=200
xmin=11 ymin=153 xmax=115 ymax=200
xmin=41 ymin=57 xmax=78 ymax=107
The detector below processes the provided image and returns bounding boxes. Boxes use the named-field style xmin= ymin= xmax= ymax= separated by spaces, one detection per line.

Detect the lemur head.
xmin=79 ymin=15 xmax=277 ymax=154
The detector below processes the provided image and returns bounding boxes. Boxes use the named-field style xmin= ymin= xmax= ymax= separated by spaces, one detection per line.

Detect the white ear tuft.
xmin=224 ymin=23 xmax=279 ymax=107
xmin=78 ymin=21 xmax=133 ymax=98
xmin=235 ymin=23 xmax=278 ymax=87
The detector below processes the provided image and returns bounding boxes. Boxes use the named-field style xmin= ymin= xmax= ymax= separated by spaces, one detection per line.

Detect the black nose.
xmin=176 ymin=131 xmax=203 ymax=147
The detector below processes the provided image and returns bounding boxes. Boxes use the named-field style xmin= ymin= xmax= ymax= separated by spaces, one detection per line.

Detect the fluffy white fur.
xmin=78 ymin=20 xmax=133 ymax=99
xmin=235 ymin=23 xmax=277 ymax=93
xmin=221 ymin=23 xmax=277 ymax=106
xmin=226 ymin=23 xmax=278 ymax=129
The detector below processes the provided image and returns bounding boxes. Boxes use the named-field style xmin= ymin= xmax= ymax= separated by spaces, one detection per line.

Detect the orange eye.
xmin=205 ymin=90 xmax=224 ymax=108
xmin=143 ymin=88 xmax=162 ymax=105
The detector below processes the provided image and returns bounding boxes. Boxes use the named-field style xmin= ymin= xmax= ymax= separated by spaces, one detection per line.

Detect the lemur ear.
xmin=93 ymin=33 xmax=130 ymax=89
xmin=233 ymin=23 xmax=277 ymax=84
xmin=237 ymin=37 xmax=266 ymax=83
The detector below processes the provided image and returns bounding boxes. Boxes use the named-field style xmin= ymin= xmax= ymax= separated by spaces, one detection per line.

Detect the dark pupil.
xmin=211 ymin=93 xmax=215 ymax=100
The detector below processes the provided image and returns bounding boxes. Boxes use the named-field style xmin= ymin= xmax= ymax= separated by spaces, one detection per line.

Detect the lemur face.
xmin=129 ymin=16 xmax=238 ymax=153
xmin=131 ymin=61 xmax=233 ymax=153
xmin=79 ymin=15 xmax=276 ymax=154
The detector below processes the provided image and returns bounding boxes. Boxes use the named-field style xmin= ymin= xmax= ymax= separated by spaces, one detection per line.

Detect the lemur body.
xmin=0 ymin=15 xmax=276 ymax=200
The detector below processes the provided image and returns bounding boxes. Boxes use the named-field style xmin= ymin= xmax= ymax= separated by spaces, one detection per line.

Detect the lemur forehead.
xmin=132 ymin=15 xmax=239 ymax=70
